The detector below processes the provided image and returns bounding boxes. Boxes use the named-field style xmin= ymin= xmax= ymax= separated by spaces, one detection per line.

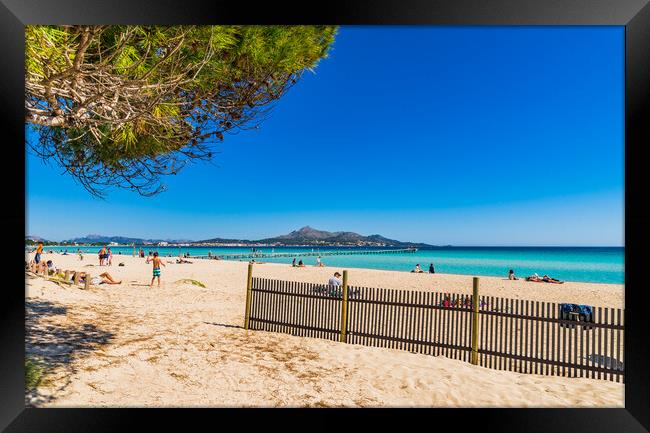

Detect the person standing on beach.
xmin=292 ymin=258 xmax=296 ymax=267
xmin=107 ymin=248 xmax=113 ymax=266
xmin=146 ymin=252 xmax=165 ymax=287
xmin=429 ymin=263 xmax=435 ymax=274
xmin=34 ymin=242 xmax=43 ymax=264
xmin=98 ymin=246 xmax=106 ymax=266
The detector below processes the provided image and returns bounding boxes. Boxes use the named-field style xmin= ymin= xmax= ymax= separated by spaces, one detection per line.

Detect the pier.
xmin=190 ymin=247 xmax=418 ymax=261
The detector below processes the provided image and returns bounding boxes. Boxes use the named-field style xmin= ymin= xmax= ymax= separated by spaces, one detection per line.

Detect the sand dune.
xmin=25 ymin=252 xmax=624 ymax=407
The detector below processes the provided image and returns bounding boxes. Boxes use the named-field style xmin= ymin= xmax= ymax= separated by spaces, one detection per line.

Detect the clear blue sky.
xmin=26 ymin=26 xmax=624 ymax=246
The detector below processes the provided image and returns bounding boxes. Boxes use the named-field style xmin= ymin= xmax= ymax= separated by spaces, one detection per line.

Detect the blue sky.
xmin=26 ymin=26 xmax=624 ymax=246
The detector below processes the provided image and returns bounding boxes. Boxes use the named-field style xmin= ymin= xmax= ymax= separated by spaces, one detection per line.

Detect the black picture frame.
xmin=2 ymin=1 xmax=648 ymax=431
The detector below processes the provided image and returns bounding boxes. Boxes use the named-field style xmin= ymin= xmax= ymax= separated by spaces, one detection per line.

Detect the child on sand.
xmin=146 ymin=252 xmax=166 ymax=287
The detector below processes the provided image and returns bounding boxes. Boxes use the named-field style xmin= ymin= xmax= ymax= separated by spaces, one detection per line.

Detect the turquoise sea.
xmin=37 ymin=246 xmax=624 ymax=284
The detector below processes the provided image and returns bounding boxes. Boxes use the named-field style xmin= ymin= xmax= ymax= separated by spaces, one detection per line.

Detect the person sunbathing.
xmin=526 ymin=273 xmax=564 ymax=284
xmin=73 ymin=271 xmax=122 ymax=285
xmin=542 ymin=275 xmax=564 ymax=284
xmin=176 ymin=258 xmax=193 ymax=264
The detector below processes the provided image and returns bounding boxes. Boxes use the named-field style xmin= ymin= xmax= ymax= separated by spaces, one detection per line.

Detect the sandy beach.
xmin=25 ymin=252 xmax=624 ymax=407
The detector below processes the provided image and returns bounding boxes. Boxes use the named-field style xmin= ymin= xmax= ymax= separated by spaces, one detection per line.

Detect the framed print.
xmin=1 ymin=0 xmax=648 ymax=431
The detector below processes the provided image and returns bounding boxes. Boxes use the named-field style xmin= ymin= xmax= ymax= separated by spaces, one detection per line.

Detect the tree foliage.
xmin=25 ymin=25 xmax=337 ymax=197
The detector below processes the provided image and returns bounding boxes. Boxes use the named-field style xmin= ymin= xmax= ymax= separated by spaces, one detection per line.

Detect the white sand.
xmin=25 ymin=252 xmax=624 ymax=407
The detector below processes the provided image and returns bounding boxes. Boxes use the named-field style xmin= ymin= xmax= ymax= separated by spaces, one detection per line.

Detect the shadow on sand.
xmin=25 ymin=299 xmax=115 ymax=406
xmin=204 ymin=321 xmax=244 ymax=330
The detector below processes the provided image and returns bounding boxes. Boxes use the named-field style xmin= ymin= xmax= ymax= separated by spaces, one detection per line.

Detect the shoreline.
xmin=30 ymin=245 xmax=625 ymax=286
xmin=28 ymin=252 xmax=624 ymax=308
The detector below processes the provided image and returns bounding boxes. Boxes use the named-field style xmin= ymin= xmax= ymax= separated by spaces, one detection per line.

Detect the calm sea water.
xmin=38 ymin=246 xmax=624 ymax=284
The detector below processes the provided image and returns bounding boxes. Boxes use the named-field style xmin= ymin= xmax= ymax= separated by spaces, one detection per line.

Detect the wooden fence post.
xmin=84 ymin=274 xmax=90 ymax=290
xmin=73 ymin=271 xmax=80 ymax=285
xmin=471 ymin=277 xmax=480 ymax=365
xmin=340 ymin=270 xmax=349 ymax=343
xmin=244 ymin=263 xmax=253 ymax=330
xmin=64 ymin=270 xmax=70 ymax=283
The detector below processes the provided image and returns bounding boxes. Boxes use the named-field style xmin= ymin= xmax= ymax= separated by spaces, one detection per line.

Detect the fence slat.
xmin=544 ymin=302 xmax=550 ymax=375
xmin=301 ymin=281 xmax=308 ymax=337
xmin=384 ymin=289 xmax=392 ymax=348
xmin=425 ymin=292 xmax=433 ymax=356
xmin=384 ymin=289 xmax=393 ymax=349
xmin=609 ymin=308 xmax=618 ymax=381
xmin=258 ymin=278 xmax=265 ymax=330
xmin=597 ymin=307 xmax=602 ymax=380
xmin=591 ymin=305 xmax=596 ymax=379
xmin=277 ymin=280 xmax=284 ymax=334
xmin=571 ymin=309 xmax=578 ymax=378
xmin=411 ymin=291 xmax=419 ymax=352
xmin=436 ymin=292 xmax=443 ymax=357
xmin=359 ymin=287 xmax=368 ymax=345
xmin=496 ymin=297 xmax=502 ymax=370
xmin=616 ymin=308 xmax=621 ymax=383
xmin=417 ymin=291 xmax=426 ymax=353
xmin=507 ymin=298 xmax=513 ymax=372
xmin=409 ymin=290 xmax=417 ymax=352
xmin=535 ymin=300 xmax=541 ymax=375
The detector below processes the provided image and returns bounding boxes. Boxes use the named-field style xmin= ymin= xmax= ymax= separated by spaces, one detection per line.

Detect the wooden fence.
xmin=244 ymin=267 xmax=624 ymax=382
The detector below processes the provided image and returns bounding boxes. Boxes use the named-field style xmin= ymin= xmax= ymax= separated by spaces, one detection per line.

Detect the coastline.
xmin=25 ymin=253 xmax=624 ymax=407
xmin=32 ymin=244 xmax=625 ymax=285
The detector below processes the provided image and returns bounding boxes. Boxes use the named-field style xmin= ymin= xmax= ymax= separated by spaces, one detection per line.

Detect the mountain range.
xmin=62 ymin=234 xmax=194 ymax=245
xmin=53 ymin=227 xmax=434 ymax=247
xmin=195 ymin=226 xmax=434 ymax=248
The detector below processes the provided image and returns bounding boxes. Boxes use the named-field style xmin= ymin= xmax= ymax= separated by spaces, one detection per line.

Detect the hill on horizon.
xmin=38 ymin=227 xmax=434 ymax=247
xmin=197 ymin=226 xmax=434 ymax=247
xmin=63 ymin=234 xmax=194 ymax=245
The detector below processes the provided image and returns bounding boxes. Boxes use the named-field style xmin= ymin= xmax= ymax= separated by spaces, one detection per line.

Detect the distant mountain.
xmin=196 ymin=226 xmax=434 ymax=248
xmin=25 ymin=236 xmax=57 ymax=246
xmin=64 ymin=235 xmax=194 ymax=245
xmin=60 ymin=227 xmax=435 ymax=247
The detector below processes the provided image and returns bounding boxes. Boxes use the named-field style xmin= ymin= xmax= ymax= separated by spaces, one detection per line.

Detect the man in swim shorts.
xmin=146 ymin=251 xmax=166 ymax=287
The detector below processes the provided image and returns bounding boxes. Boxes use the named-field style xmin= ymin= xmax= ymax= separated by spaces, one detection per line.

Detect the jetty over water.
xmin=191 ymin=247 xmax=418 ymax=261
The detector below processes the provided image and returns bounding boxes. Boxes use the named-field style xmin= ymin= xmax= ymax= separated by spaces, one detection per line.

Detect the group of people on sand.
xmin=98 ymin=247 xmax=113 ymax=266
xmin=30 ymin=257 xmax=57 ymax=275
xmin=28 ymin=251 xmax=123 ymax=286
xmin=508 ymin=269 xmax=563 ymax=283
xmin=86 ymin=251 xmax=163 ymax=287
xmin=406 ymin=262 xmax=563 ymax=283
xmin=30 ymin=242 xmax=165 ymax=288
xmin=411 ymin=263 xmax=436 ymax=274
xmin=291 ymin=256 xmax=325 ymax=268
